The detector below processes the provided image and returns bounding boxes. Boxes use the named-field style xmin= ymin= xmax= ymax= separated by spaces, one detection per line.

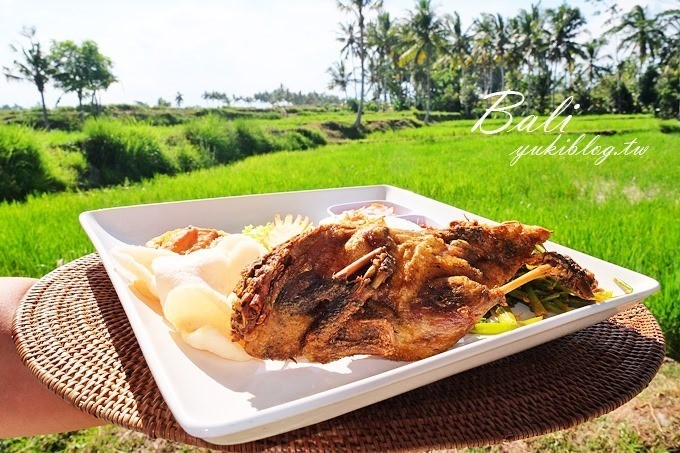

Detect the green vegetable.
xmin=614 ymin=278 xmax=633 ymax=294
xmin=526 ymin=287 xmax=548 ymax=316
xmin=241 ymin=223 xmax=274 ymax=248
xmin=471 ymin=321 xmax=518 ymax=335
xmin=518 ymin=316 xmax=543 ymax=326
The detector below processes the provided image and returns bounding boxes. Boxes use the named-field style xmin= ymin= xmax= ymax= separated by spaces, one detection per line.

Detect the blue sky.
xmin=0 ymin=0 xmax=672 ymax=108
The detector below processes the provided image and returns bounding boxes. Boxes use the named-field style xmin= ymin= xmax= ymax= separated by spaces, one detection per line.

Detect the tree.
xmin=336 ymin=22 xmax=359 ymax=100
xmin=2 ymin=27 xmax=51 ymax=128
xmin=509 ymin=5 xmax=549 ymax=74
xmin=608 ymin=80 xmax=635 ymax=113
xmin=202 ymin=91 xmax=230 ymax=106
xmin=655 ymin=9 xmax=679 ymax=117
xmin=581 ymin=39 xmax=611 ymax=87
xmin=638 ymin=65 xmax=659 ymax=110
xmin=327 ymin=61 xmax=351 ymax=100
xmin=337 ymin=0 xmax=383 ymax=127
xmin=438 ymin=12 xmax=471 ymax=71
xmin=50 ymin=40 xmax=116 ymax=111
xmin=175 ymin=92 xmax=184 ymax=107
xmin=546 ymin=5 xmax=586 ymax=103
xmin=608 ymin=5 xmax=665 ymax=74
xmin=489 ymin=14 xmax=509 ymax=90
xmin=400 ymin=0 xmax=447 ymax=123
xmin=367 ymin=11 xmax=398 ymax=108
xmin=657 ymin=60 xmax=679 ymax=117
xmin=471 ymin=13 xmax=508 ymax=93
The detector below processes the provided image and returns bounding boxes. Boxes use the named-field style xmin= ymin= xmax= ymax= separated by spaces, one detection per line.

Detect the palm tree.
xmin=581 ymin=39 xmax=611 ymax=87
xmin=367 ymin=11 xmax=398 ymax=108
xmin=337 ymin=0 xmax=384 ymax=127
xmin=546 ymin=5 xmax=586 ymax=103
xmin=472 ymin=13 xmax=509 ymax=93
xmin=327 ymin=60 xmax=351 ymax=100
xmin=337 ymin=22 xmax=358 ymax=61
xmin=438 ymin=12 xmax=471 ymax=71
xmin=2 ymin=27 xmax=51 ymax=128
xmin=400 ymin=0 xmax=447 ymax=123
xmin=509 ymin=5 xmax=549 ymax=74
xmin=607 ymin=5 xmax=665 ymax=74
xmin=471 ymin=15 xmax=495 ymax=94
xmin=490 ymin=14 xmax=509 ymax=90
xmin=508 ymin=5 xmax=552 ymax=112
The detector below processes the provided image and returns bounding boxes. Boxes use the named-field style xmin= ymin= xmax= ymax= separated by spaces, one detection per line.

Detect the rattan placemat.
xmin=13 ymin=254 xmax=665 ymax=451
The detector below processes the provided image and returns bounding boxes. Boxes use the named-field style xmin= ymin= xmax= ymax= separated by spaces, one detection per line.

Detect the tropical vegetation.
xmin=2 ymin=27 xmax=115 ymax=128
xmin=330 ymin=1 xmax=680 ymax=121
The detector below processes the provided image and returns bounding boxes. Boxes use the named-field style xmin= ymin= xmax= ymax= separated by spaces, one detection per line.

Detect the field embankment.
xmin=0 ymin=107 xmax=433 ymax=201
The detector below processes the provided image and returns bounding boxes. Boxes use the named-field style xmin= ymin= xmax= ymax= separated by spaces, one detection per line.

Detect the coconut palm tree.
xmin=581 ymin=39 xmax=611 ymax=87
xmin=490 ymin=14 xmax=509 ymax=90
xmin=2 ymin=27 xmax=51 ymax=128
xmin=509 ymin=5 xmax=549 ymax=74
xmin=471 ymin=14 xmax=495 ymax=94
xmin=337 ymin=0 xmax=383 ymax=127
xmin=400 ymin=0 xmax=447 ymax=123
xmin=437 ymin=12 xmax=471 ymax=71
xmin=336 ymin=21 xmax=358 ymax=99
xmin=607 ymin=5 xmax=665 ymax=74
xmin=472 ymin=13 xmax=509 ymax=93
xmin=367 ymin=11 xmax=398 ymax=108
xmin=327 ymin=60 xmax=351 ymax=100
xmin=508 ymin=5 xmax=552 ymax=112
xmin=655 ymin=9 xmax=679 ymax=67
xmin=546 ymin=5 xmax=586 ymax=103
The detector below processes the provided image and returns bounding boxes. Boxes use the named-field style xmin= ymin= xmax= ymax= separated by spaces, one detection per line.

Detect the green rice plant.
xmin=82 ymin=118 xmax=177 ymax=186
xmin=0 ymin=114 xmax=677 ymax=358
xmin=40 ymin=145 xmax=87 ymax=189
xmin=294 ymin=127 xmax=327 ymax=146
xmin=185 ymin=115 xmax=239 ymax=164
xmin=270 ymin=128 xmax=327 ymax=150
xmin=0 ymin=125 xmax=54 ymax=201
xmin=186 ymin=116 xmax=276 ymax=160
xmin=659 ymin=121 xmax=680 ymax=134
xmin=233 ymin=120 xmax=273 ymax=155
xmin=170 ymin=142 xmax=206 ymax=172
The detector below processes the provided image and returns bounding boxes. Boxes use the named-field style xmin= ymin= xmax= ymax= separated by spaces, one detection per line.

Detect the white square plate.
xmin=79 ymin=185 xmax=659 ymax=445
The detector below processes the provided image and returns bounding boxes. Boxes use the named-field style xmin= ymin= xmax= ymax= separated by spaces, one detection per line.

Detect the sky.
xmin=0 ymin=0 xmax=673 ymax=108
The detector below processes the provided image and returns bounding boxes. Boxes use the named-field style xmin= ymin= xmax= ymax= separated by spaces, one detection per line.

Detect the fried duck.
xmin=231 ymin=220 xmax=598 ymax=363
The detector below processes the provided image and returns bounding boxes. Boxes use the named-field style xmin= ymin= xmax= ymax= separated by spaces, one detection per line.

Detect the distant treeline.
xmin=3 ymin=2 xmax=678 ymax=129
xmin=202 ymin=85 xmax=343 ymax=107
xmin=329 ymin=0 xmax=679 ymax=122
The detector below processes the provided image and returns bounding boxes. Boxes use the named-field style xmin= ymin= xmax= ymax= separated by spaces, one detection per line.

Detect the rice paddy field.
xmin=0 ymin=112 xmax=678 ymax=451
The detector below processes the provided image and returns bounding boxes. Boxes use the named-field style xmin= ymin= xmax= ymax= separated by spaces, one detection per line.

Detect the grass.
xmin=0 ymin=112 xmax=678 ymax=450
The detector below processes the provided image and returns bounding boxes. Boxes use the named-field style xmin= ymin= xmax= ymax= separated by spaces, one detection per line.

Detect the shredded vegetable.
xmin=242 ymin=214 xmax=313 ymax=251
xmin=472 ymin=266 xmax=616 ymax=335
xmin=614 ymin=277 xmax=633 ymax=294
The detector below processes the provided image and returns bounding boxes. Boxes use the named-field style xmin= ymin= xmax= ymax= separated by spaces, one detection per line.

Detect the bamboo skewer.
xmin=499 ymin=264 xmax=552 ymax=294
xmin=333 ymin=247 xmax=385 ymax=280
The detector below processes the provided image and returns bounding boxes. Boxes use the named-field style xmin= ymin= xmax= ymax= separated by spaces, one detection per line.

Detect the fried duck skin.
xmin=232 ymin=219 xmax=597 ymax=363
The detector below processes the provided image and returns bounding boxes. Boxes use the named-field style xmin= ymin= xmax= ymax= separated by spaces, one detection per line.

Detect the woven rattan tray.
xmin=13 ymin=254 xmax=665 ymax=451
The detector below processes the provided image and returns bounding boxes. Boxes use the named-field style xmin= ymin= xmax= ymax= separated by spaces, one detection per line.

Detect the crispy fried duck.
xmin=231 ymin=220 xmax=598 ymax=363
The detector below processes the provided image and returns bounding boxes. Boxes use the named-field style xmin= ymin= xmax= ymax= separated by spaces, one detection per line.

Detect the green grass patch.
xmin=82 ymin=118 xmax=178 ymax=185
xmin=0 ymin=125 xmax=56 ymax=201
xmin=0 ymin=114 xmax=678 ymax=358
